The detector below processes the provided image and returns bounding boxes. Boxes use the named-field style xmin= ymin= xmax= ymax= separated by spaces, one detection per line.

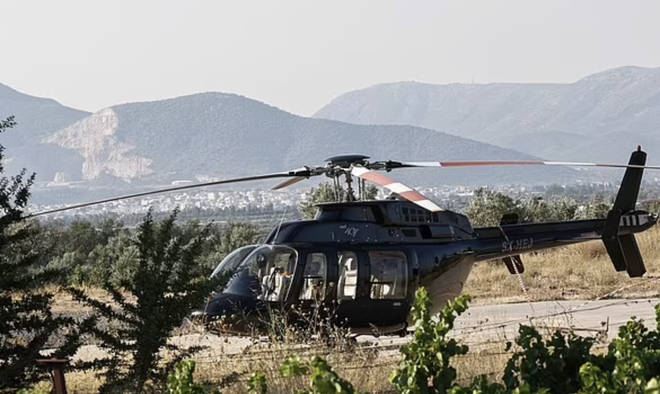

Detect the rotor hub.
xmin=325 ymin=154 xmax=370 ymax=168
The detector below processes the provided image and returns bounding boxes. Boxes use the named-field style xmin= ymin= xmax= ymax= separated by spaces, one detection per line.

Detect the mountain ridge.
xmin=314 ymin=66 xmax=660 ymax=162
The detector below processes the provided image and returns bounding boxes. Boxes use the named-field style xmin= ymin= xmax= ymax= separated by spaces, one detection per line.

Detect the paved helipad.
xmin=452 ymin=298 xmax=659 ymax=344
xmin=70 ymin=298 xmax=660 ymax=362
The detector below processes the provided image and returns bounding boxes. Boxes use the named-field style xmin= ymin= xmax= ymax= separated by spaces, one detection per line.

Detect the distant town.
xmin=29 ymin=179 xmax=660 ymax=225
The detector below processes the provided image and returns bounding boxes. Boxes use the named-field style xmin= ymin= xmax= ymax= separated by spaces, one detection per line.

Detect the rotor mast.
xmin=325 ymin=155 xmax=370 ymax=203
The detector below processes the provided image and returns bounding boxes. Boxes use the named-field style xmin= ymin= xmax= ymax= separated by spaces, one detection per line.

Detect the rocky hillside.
xmin=315 ymin=66 xmax=660 ymax=163
xmin=0 ymin=83 xmax=90 ymax=181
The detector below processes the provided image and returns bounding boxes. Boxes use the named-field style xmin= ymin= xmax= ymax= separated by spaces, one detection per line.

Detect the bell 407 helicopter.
xmin=35 ymin=147 xmax=660 ymax=335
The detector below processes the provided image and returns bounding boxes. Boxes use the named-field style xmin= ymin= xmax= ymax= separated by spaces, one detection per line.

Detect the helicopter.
xmin=33 ymin=147 xmax=660 ymax=336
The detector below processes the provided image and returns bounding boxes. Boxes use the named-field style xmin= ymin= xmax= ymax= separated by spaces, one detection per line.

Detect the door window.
xmin=300 ymin=253 xmax=327 ymax=301
xmin=337 ymin=251 xmax=358 ymax=300
xmin=369 ymin=251 xmax=408 ymax=299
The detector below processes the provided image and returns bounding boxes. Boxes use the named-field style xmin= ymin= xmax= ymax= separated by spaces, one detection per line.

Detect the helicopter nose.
xmin=202 ymin=292 xmax=259 ymax=319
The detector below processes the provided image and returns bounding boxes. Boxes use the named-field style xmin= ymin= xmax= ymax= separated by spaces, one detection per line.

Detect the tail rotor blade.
xmin=351 ymin=166 xmax=443 ymax=212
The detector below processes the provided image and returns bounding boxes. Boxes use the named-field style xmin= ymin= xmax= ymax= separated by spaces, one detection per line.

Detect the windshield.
xmin=210 ymin=245 xmax=257 ymax=279
xmin=225 ymin=245 xmax=298 ymax=302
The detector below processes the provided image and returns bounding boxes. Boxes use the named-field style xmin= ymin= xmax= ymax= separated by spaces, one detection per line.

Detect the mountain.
xmin=0 ymin=83 xmax=90 ymax=181
xmin=314 ymin=66 xmax=660 ymax=163
xmin=29 ymin=92 xmax=575 ymax=204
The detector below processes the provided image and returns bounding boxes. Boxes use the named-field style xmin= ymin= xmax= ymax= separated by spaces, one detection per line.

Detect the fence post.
xmin=36 ymin=358 xmax=69 ymax=394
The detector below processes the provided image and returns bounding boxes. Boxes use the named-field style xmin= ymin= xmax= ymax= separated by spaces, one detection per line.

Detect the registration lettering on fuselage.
xmin=502 ymin=238 xmax=534 ymax=253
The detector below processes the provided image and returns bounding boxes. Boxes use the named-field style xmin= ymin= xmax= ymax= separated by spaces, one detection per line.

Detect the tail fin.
xmin=602 ymin=147 xmax=647 ymax=277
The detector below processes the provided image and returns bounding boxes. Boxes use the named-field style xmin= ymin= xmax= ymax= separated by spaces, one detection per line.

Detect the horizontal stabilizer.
xmin=603 ymin=237 xmax=628 ymax=272
xmin=619 ymin=234 xmax=645 ymax=277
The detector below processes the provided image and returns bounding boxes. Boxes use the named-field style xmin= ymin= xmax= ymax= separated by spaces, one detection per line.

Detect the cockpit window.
xmin=299 ymin=253 xmax=327 ymax=301
xmin=210 ymin=245 xmax=257 ymax=280
xmin=237 ymin=245 xmax=297 ymax=302
xmin=337 ymin=251 xmax=358 ymax=300
xmin=369 ymin=251 xmax=408 ymax=299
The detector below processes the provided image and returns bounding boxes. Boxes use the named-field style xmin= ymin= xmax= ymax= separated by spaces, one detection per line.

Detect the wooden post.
xmin=36 ymin=358 xmax=69 ymax=394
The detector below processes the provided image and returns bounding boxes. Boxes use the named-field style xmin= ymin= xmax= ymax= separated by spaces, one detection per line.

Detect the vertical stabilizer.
xmin=602 ymin=147 xmax=647 ymax=277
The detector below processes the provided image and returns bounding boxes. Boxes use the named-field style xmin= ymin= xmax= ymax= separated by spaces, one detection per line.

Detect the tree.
xmin=521 ymin=196 xmax=578 ymax=223
xmin=464 ymin=188 xmax=522 ymax=227
xmin=577 ymin=195 xmax=611 ymax=220
xmin=299 ymin=182 xmax=378 ymax=219
xmin=69 ymin=209 xmax=215 ymax=392
xmin=465 ymin=189 xmax=581 ymax=227
xmin=199 ymin=222 xmax=262 ymax=272
xmin=0 ymin=116 xmax=78 ymax=389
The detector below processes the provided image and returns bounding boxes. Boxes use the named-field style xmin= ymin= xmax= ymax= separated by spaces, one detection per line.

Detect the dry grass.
xmin=192 ymin=343 xmax=398 ymax=393
xmin=51 ymin=340 xmax=399 ymax=393
xmin=465 ymin=226 xmax=660 ymax=305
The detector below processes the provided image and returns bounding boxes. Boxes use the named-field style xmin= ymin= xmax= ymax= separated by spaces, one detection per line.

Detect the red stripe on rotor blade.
xmin=399 ymin=191 xmax=426 ymax=202
xmin=272 ymin=176 xmax=306 ymax=190
xmin=439 ymin=161 xmax=545 ymax=167
xmin=358 ymin=171 xmax=397 ymax=186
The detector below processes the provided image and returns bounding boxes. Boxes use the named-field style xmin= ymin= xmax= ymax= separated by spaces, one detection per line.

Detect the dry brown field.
xmin=465 ymin=225 xmax=660 ymax=304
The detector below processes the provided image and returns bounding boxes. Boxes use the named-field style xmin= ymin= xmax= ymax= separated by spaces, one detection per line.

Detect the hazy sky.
xmin=2 ymin=1 xmax=660 ymax=116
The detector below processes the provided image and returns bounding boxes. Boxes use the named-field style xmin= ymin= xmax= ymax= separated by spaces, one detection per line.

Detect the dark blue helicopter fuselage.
xmin=203 ymin=200 xmax=656 ymax=334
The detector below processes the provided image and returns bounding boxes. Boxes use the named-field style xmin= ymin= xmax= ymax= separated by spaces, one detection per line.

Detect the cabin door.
xmin=363 ymin=250 xmax=411 ymax=327
xmin=334 ymin=250 xmax=372 ymax=327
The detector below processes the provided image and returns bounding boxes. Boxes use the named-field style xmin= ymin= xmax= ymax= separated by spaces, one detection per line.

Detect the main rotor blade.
xmin=351 ymin=166 xmax=443 ymax=212
xmin=30 ymin=169 xmax=312 ymax=217
xmin=272 ymin=176 xmax=307 ymax=190
xmin=395 ymin=160 xmax=660 ymax=170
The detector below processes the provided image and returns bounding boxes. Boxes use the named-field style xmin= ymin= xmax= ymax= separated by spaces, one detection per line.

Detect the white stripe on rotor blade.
xmin=402 ymin=162 xmax=443 ymax=167
xmin=387 ymin=182 xmax=413 ymax=194
xmin=543 ymin=161 xmax=597 ymax=166
xmin=351 ymin=166 xmax=370 ymax=176
xmin=415 ymin=199 xmax=443 ymax=212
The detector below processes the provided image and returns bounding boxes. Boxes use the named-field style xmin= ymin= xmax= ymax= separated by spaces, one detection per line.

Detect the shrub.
xmin=247 ymin=372 xmax=268 ymax=394
xmin=166 ymin=360 xmax=219 ymax=394
xmin=578 ymin=304 xmax=660 ymax=393
xmin=0 ymin=116 xmax=81 ymax=389
xmin=278 ymin=355 xmax=359 ymax=394
xmin=502 ymin=326 xmax=603 ymax=393
xmin=69 ymin=209 xmax=215 ymax=392
xmin=390 ymin=288 xmax=471 ymax=393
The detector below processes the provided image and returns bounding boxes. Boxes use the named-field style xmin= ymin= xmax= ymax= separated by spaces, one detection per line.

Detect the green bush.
xmin=390 ymin=288 xmax=470 ymax=393
xmin=502 ymin=326 xmax=604 ymax=393
xmin=578 ymin=305 xmax=660 ymax=393
xmin=167 ymin=360 xmax=219 ymax=394
xmin=276 ymin=355 xmax=360 ymax=394
xmin=247 ymin=371 xmax=268 ymax=394
xmin=0 ymin=116 xmax=82 ymax=389
xmin=69 ymin=210 xmax=215 ymax=392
